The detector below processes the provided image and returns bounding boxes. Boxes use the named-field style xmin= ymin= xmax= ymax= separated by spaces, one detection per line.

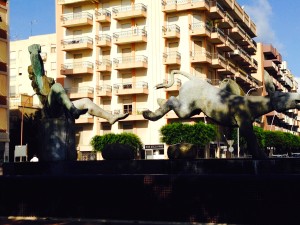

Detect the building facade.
xmin=257 ymin=43 xmax=299 ymax=134
xmin=0 ymin=0 xmax=9 ymax=162
xmin=54 ymin=0 xmax=298 ymax=159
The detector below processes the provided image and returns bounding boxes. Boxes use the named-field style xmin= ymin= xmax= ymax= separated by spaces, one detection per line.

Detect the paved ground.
xmin=0 ymin=217 xmax=203 ymax=225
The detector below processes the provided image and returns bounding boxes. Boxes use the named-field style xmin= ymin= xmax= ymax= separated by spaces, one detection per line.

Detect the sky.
xmin=8 ymin=0 xmax=300 ymax=78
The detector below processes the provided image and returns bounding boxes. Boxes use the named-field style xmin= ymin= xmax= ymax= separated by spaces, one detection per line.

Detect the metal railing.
xmin=61 ymin=36 xmax=93 ymax=46
xmin=61 ymin=61 xmax=93 ymax=69
xmin=163 ymin=51 xmax=181 ymax=60
xmin=96 ymin=84 xmax=112 ymax=93
xmin=113 ymin=55 xmax=148 ymax=64
xmin=113 ymin=28 xmax=147 ymax=39
xmin=96 ymin=59 xmax=112 ymax=67
xmin=112 ymin=3 xmax=147 ymax=13
xmin=65 ymin=86 xmax=94 ymax=94
xmin=162 ymin=24 xmax=180 ymax=33
xmin=113 ymin=81 xmax=148 ymax=90
xmin=95 ymin=34 xmax=111 ymax=42
xmin=61 ymin=11 xmax=93 ymax=22
xmin=95 ymin=8 xmax=111 ymax=18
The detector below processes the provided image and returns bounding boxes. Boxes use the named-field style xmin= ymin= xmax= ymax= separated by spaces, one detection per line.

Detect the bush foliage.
xmin=160 ymin=122 xmax=217 ymax=148
xmin=90 ymin=132 xmax=143 ymax=154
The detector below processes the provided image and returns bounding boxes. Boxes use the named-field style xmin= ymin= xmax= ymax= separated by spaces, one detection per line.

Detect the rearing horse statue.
xmin=143 ymin=70 xmax=300 ymax=159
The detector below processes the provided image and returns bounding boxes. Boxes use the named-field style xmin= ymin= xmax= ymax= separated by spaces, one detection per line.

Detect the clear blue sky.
xmin=9 ymin=0 xmax=300 ymax=78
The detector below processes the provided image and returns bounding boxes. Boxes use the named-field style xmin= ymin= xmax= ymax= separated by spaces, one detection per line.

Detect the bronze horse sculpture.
xmin=143 ymin=70 xmax=300 ymax=159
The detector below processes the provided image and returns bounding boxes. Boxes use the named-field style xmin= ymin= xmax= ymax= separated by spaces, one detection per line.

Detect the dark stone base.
xmin=39 ymin=118 xmax=76 ymax=161
xmin=2 ymin=159 xmax=300 ymax=224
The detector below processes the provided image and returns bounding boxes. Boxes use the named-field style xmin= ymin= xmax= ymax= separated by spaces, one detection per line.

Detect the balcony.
xmin=163 ymin=78 xmax=182 ymax=92
xmin=231 ymin=1 xmax=256 ymax=37
xmin=95 ymin=9 xmax=111 ymax=23
xmin=163 ymin=51 xmax=181 ymax=65
xmin=113 ymin=55 xmax=148 ymax=70
xmin=113 ymin=28 xmax=147 ymax=45
xmin=95 ymin=84 xmax=112 ymax=97
xmin=218 ymin=61 xmax=236 ymax=76
xmin=264 ymin=60 xmax=279 ymax=76
xmin=218 ymin=12 xmax=235 ymax=29
xmin=230 ymin=23 xmax=246 ymax=41
xmin=113 ymin=108 xmax=148 ymax=122
xmin=176 ymin=0 xmax=210 ymax=11
xmin=95 ymin=34 xmax=111 ymax=47
xmin=263 ymin=44 xmax=282 ymax=62
xmin=76 ymin=114 xmax=94 ymax=124
xmin=190 ymin=50 xmax=212 ymax=64
xmin=162 ymin=0 xmax=177 ymax=12
xmin=210 ymin=27 xmax=226 ymax=44
xmin=61 ymin=61 xmax=93 ymax=75
xmin=66 ymin=86 xmax=94 ymax=100
xmin=217 ymin=35 xmax=236 ymax=52
xmin=112 ymin=3 xmax=147 ymax=20
xmin=61 ymin=36 xmax=93 ymax=51
xmin=162 ymin=24 xmax=180 ymax=39
xmin=209 ymin=1 xmax=226 ymax=19
xmin=60 ymin=12 xmax=93 ymax=28
xmin=96 ymin=59 xmax=112 ymax=72
xmin=234 ymin=68 xmax=253 ymax=88
xmin=211 ymin=53 xmax=227 ymax=69
xmin=57 ymin=0 xmax=99 ymax=5
xmin=189 ymin=22 xmax=211 ymax=37
xmin=113 ymin=81 xmax=149 ymax=96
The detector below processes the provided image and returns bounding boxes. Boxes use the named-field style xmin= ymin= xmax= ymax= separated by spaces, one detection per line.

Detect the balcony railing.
xmin=189 ymin=22 xmax=212 ymax=36
xmin=61 ymin=36 xmax=93 ymax=52
xmin=62 ymin=61 xmax=93 ymax=70
xmin=209 ymin=1 xmax=226 ymax=19
xmin=60 ymin=12 xmax=93 ymax=27
xmin=113 ymin=81 xmax=149 ymax=95
xmin=95 ymin=84 xmax=112 ymax=97
xmin=113 ymin=28 xmax=147 ymax=44
xmin=113 ymin=55 xmax=148 ymax=70
xmin=162 ymin=24 xmax=180 ymax=38
xmin=112 ymin=3 xmax=147 ymax=20
xmin=65 ymin=86 xmax=94 ymax=94
xmin=163 ymin=51 xmax=181 ymax=65
xmin=95 ymin=9 xmax=111 ymax=22
xmin=96 ymin=59 xmax=112 ymax=72
xmin=95 ymin=34 xmax=112 ymax=47
xmin=61 ymin=61 xmax=93 ymax=75
xmin=190 ymin=50 xmax=212 ymax=64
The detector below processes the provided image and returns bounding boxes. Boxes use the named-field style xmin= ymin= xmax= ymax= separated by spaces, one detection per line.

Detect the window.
xmin=51 ymin=62 xmax=56 ymax=70
xmin=51 ymin=46 xmax=56 ymax=53
xmin=123 ymin=104 xmax=132 ymax=114
xmin=122 ymin=122 xmax=133 ymax=133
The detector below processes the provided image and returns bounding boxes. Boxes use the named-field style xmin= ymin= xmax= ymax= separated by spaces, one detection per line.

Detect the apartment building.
xmin=0 ymin=0 xmax=9 ymax=162
xmin=9 ymin=34 xmax=57 ymax=105
xmin=255 ymin=43 xmax=299 ymax=134
xmin=55 ymin=0 xmax=263 ymax=159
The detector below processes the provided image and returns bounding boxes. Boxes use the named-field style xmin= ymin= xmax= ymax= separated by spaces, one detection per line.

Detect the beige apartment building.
xmin=21 ymin=0 xmax=294 ymax=159
xmin=0 ymin=0 xmax=9 ymax=162
xmin=55 ymin=0 xmax=263 ymax=159
xmin=9 ymin=34 xmax=57 ymax=105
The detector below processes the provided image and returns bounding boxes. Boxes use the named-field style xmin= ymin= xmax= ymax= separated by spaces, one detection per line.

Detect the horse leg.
xmin=237 ymin=118 xmax=268 ymax=159
xmin=143 ymin=96 xmax=178 ymax=121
